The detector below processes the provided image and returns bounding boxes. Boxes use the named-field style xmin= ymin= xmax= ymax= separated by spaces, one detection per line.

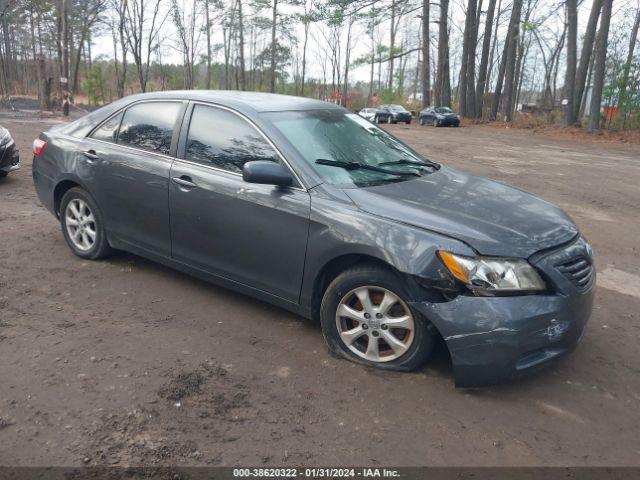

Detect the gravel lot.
xmin=1 ymin=111 xmax=639 ymax=467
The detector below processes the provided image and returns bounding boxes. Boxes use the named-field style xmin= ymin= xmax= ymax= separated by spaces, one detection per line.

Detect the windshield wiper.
xmin=315 ymin=159 xmax=421 ymax=177
xmin=379 ymin=159 xmax=441 ymax=170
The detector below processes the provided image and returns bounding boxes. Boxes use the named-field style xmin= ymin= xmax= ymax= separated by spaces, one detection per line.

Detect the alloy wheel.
xmin=65 ymin=198 xmax=97 ymax=251
xmin=335 ymin=286 xmax=415 ymax=362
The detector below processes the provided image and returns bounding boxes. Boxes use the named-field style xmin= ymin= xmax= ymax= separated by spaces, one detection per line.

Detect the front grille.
xmin=556 ymin=256 xmax=594 ymax=290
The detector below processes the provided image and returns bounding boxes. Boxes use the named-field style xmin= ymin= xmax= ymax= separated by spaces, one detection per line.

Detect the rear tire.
xmin=60 ymin=187 xmax=113 ymax=260
xmin=419 ymin=117 xmax=426 ymax=126
xmin=320 ymin=264 xmax=435 ymax=372
xmin=0 ymin=172 xmax=7 ymax=178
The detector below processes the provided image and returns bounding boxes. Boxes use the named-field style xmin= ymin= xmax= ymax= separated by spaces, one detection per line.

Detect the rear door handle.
xmin=83 ymin=150 xmax=99 ymax=162
xmin=172 ymin=176 xmax=197 ymax=189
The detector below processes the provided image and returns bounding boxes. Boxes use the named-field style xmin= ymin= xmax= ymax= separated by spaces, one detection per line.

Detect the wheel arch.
xmin=310 ymin=253 xmax=413 ymax=323
xmin=53 ymin=177 xmax=87 ymax=217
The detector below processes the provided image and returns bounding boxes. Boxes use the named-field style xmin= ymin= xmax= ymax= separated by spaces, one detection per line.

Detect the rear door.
xmin=81 ymin=100 xmax=185 ymax=257
xmin=169 ymin=103 xmax=311 ymax=302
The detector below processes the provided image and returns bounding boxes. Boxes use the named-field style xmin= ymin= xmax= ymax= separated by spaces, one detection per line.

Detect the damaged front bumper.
xmin=413 ymin=236 xmax=596 ymax=388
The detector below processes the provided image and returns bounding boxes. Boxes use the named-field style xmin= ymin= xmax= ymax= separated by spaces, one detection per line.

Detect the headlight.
xmin=438 ymin=251 xmax=546 ymax=294
xmin=0 ymin=127 xmax=10 ymax=146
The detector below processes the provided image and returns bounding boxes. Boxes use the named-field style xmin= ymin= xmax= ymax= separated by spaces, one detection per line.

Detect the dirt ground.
xmin=1 ymin=111 xmax=639 ymax=467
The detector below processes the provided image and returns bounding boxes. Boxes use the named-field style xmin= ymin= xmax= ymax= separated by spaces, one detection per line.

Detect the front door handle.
xmin=83 ymin=150 xmax=99 ymax=162
xmin=172 ymin=176 xmax=197 ymax=189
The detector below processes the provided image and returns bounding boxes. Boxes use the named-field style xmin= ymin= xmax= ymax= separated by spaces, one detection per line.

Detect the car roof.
xmin=55 ymin=90 xmax=346 ymax=138
xmin=113 ymin=90 xmax=342 ymax=113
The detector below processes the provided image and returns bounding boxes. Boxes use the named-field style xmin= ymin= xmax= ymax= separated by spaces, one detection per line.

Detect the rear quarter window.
xmin=89 ymin=112 xmax=123 ymax=143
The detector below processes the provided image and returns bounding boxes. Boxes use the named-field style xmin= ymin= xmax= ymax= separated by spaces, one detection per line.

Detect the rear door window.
xmin=117 ymin=102 xmax=182 ymax=155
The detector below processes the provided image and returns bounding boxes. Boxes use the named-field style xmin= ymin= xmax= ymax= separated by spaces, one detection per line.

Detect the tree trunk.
xmin=223 ymin=26 xmax=230 ymax=89
xmin=369 ymin=12 xmax=375 ymax=102
xmin=465 ymin=0 xmax=480 ymax=115
xmin=485 ymin=0 xmax=502 ymax=96
xmin=342 ymin=17 xmax=354 ymax=107
xmin=421 ymin=0 xmax=430 ymax=107
xmin=563 ymin=0 xmax=578 ymax=126
xmin=499 ymin=0 xmax=523 ymax=121
xmin=388 ymin=0 xmax=396 ymax=91
xmin=574 ymin=0 xmax=603 ymax=120
xmin=269 ymin=0 xmax=278 ymax=93
xmin=118 ymin=0 xmax=128 ymax=98
xmin=458 ymin=0 xmax=472 ymax=114
xmin=579 ymin=50 xmax=594 ymax=118
xmin=205 ymin=0 xmax=212 ymax=89
xmin=301 ymin=18 xmax=310 ymax=96
xmin=617 ymin=5 xmax=640 ymax=117
xmin=475 ymin=0 xmax=496 ymax=116
xmin=435 ymin=0 xmax=451 ymax=107
xmin=61 ymin=0 xmax=70 ymax=94
xmin=490 ymin=30 xmax=509 ymax=120
xmin=238 ymin=0 xmax=246 ymax=90
xmin=587 ymin=0 xmax=612 ymax=133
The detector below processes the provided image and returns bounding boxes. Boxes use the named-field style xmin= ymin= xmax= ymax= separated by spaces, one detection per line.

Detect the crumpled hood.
xmin=343 ymin=166 xmax=579 ymax=258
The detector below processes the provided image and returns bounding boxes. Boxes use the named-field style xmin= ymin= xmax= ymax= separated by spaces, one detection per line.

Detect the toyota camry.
xmin=32 ymin=91 xmax=595 ymax=387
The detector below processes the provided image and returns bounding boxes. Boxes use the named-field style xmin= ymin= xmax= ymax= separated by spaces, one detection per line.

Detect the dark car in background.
xmin=419 ymin=107 xmax=460 ymax=127
xmin=358 ymin=107 xmax=392 ymax=124
xmin=0 ymin=126 xmax=20 ymax=177
xmin=379 ymin=104 xmax=412 ymax=124
xmin=32 ymin=91 xmax=594 ymax=387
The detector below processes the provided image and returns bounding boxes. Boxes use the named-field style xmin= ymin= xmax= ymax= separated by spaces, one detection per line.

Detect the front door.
xmin=169 ymin=103 xmax=311 ymax=303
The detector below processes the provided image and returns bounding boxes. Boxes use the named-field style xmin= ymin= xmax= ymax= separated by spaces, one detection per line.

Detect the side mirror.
xmin=242 ymin=161 xmax=293 ymax=187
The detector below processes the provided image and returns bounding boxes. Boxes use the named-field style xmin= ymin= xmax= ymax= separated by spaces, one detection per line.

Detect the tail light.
xmin=33 ymin=138 xmax=46 ymax=157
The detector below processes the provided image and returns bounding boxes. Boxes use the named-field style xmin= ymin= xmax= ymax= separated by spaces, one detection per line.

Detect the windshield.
xmin=265 ymin=109 xmax=436 ymax=188
xmin=387 ymin=105 xmax=407 ymax=112
xmin=435 ymin=107 xmax=453 ymax=114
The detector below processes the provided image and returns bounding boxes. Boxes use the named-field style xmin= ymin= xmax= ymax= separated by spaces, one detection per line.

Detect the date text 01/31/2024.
xmin=233 ymin=468 xmax=401 ymax=478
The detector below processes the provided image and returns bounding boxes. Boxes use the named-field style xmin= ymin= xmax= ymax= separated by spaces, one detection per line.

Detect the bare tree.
xmin=421 ymin=0 xmax=430 ymax=107
xmin=269 ymin=0 xmax=278 ymax=92
xmin=475 ymin=0 xmax=496 ymax=116
xmin=171 ymin=0 xmax=202 ymax=89
xmin=617 ymin=3 xmax=640 ymax=116
xmin=458 ymin=0 xmax=478 ymax=116
xmin=435 ymin=0 xmax=451 ymax=107
xmin=495 ymin=0 xmax=523 ymax=121
xmin=588 ymin=0 xmax=612 ymax=133
xmin=237 ymin=0 xmax=246 ymax=90
xmin=574 ymin=0 xmax=603 ymax=119
xmin=563 ymin=0 xmax=577 ymax=126
xmin=123 ymin=0 xmax=163 ymax=92
xmin=204 ymin=0 xmax=212 ymax=88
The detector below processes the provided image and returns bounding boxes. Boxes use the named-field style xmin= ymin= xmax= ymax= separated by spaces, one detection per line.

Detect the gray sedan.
xmin=32 ymin=91 xmax=595 ymax=387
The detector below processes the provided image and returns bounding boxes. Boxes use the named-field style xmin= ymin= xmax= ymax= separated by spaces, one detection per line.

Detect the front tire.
xmin=60 ymin=187 xmax=113 ymax=260
xmin=419 ymin=117 xmax=426 ymax=126
xmin=320 ymin=265 xmax=435 ymax=371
